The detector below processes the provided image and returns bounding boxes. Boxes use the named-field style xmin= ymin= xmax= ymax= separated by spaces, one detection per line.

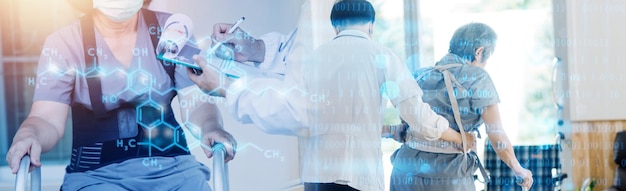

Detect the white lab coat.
xmin=224 ymin=0 xmax=335 ymax=136
xmin=222 ymin=1 xmax=451 ymax=191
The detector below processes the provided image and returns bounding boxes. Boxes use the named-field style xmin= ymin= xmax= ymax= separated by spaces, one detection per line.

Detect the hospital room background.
xmin=0 ymin=0 xmax=624 ymax=190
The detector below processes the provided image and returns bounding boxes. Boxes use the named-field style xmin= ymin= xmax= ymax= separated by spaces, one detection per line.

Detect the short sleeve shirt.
xmin=33 ymin=11 xmax=194 ymax=110
xmin=415 ymin=53 xmax=500 ymax=133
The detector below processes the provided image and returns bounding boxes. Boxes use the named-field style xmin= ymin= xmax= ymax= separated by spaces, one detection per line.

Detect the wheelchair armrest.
xmin=14 ymin=155 xmax=41 ymax=191
xmin=212 ymin=143 xmax=229 ymax=191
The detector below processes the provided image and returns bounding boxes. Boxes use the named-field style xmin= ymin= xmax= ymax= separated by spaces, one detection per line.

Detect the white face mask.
xmin=93 ymin=0 xmax=143 ymax=22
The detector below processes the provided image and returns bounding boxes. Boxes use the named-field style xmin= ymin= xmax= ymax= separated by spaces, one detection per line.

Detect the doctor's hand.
xmin=201 ymin=129 xmax=237 ymax=163
xmin=188 ymin=55 xmax=233 ymax=97
xmin=212 ymin=23 xmax=265 ymax=63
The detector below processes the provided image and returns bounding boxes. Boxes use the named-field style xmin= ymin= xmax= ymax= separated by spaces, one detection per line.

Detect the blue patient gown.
xmin=390 ymin=53 xmax=500 ymax=191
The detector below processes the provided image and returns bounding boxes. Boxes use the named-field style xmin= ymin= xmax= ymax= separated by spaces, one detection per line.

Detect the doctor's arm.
xmin=188 ymin=60 xmax=306 ymax=135
xmin=6 ymin=101 xmax=68 ymax=173
xmin=384 ymin=52 xmax=474 ymax=147
xmin=212 ymin=23 xmax=293 ymax=74
xmin=177 ymin=86 xmax=236 ymax=162
xmin=395 ymin=97 xmax=472 ymax=146
xmin=223 ymin=77 xmax=308 ymax=136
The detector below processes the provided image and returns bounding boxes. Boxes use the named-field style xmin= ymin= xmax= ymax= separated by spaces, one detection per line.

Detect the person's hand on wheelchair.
xmin=202 ymin=128 xmax=237 ymax=163
xmin=6 ymin=131 xmax=42 ymax=174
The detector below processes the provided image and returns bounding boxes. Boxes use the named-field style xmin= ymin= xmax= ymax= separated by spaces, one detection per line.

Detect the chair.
xmin=14 ymin=144 xmax=230 ymax=191
xmin=483 ymin=133 xmax=568 ymax=191
xmin=212 ymin=143 xmax=230 ymax=191
xmin=14 ymin=155 xmax=41 ymax=191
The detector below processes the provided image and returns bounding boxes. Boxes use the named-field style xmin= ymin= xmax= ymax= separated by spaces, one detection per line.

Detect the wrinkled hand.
xmin=187 ymin=55 xmax=232 ymax=97
xmin=6 ymin=136 xmax=42 ymax=174
xmin=514 ymin=167 xmax=534 ymax=189
xmin=212 ymin=23 xmax=265 ymax=63
xmin=201 ymin=129 xmax=237 ymax=163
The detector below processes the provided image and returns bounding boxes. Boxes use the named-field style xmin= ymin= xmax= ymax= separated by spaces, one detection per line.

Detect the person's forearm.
xmin=252 ymin=31 xmax=293 ymax=75
xmin=488 ymin=131 xmax=522 ymax=170
xmin=482 ymin=105 xmax=523 ymax=170
xmin=439 ymin=128 xmax=464 ymax=145
xmin=396 ymin=96 xmax=449 ymax=141
xmin=178 ymin=86 xmax=224 ymax=138
xmin=13 ymin=116 xmax=63 ymax=152
xmin=248 ymin=40 xmax=265 ymax=63
xmin=225 ymin=77 xmax=308 ymax=136
xmin=186 ymin=103 xmax=223 ymax=135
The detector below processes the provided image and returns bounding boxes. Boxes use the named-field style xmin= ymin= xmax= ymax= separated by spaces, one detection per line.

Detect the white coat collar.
xmin=334 ymin=30 xmax=371 ymax=40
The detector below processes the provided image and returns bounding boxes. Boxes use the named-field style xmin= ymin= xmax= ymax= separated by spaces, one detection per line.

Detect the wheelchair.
xmin=481 ymin=133 xmax=568 ymax=191
xmin=14 ymin=155 xmax=40 ymax=191
xmin=14 ymin=143 xmax=230 ymax=191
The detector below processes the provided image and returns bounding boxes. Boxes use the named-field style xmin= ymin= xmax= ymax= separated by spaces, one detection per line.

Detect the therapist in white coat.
xmin=189 ymin=0 xmax=330 ymax=136
xmin=188 ymin=0 xmax=475 ymax=190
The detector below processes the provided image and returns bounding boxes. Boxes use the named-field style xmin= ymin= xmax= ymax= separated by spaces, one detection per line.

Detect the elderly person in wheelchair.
xmin=6 ymin=0 xmax=236 ymax=190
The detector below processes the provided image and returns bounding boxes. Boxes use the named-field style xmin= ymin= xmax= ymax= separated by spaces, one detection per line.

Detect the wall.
xmin=151 ymin=0 xmax=304 ymax=40
xmin=570 ymin=121 xmax=624 ymax=189
xmin=564 ymin=0 xmax=626 ymax=121
xmin=557 ymin=0 xmax=626 ymax=190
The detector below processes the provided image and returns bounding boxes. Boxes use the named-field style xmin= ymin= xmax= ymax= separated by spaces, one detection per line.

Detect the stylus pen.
xmin=209 ymin=17 xmax=245 ymax=54
xmin=227 ymin=17 xmax=245 ymax=34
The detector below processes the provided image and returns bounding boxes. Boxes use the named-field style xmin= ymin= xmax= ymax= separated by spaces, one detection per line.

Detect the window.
xmin=369 ymin=1 xmax=408 ymax=190
xmin=375 ymin=1 xmax=557 ymax=190
xmin=0 ymin=0 xmax=80 ymax=166
xmin=371 ymin=0 xmax=407 ymax=60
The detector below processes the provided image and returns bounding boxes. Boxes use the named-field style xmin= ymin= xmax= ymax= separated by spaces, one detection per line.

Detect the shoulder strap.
xmin=441 ymin=68 xmax=467 ymax=154
xmin=440 ymin=64 xmax=491 ymax=183
xmin=141 ymin=9 xmax=177 ymax=89
xmin=432 ymin=64 xmax=466 ymax=153
xmin=79 ymin=10 xmax=176 ymax=118
xmin=416 ymin=66 xmax=465 ymax=90
xmin=413 ymin=64 xmax=492 ymax=183
xmin=80 ymin=14 xmax=109 ymax=118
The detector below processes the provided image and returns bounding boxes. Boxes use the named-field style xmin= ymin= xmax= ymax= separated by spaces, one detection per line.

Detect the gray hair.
xmin=448 ymin=23 xmax=497 ymax=62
